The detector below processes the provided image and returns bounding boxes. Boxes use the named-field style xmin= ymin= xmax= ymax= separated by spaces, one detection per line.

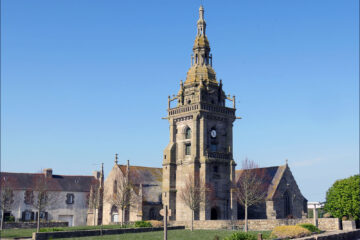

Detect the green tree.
xmin=324 ymin=175 xmax=360 ymax=220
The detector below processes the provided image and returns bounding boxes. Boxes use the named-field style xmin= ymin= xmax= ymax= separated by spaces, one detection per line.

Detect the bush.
xmin=223 ymin=232 xmax=256 ymax=240
xmin=324 ymin=175 xmax=360 ymax=220
xmin=134 ymin=220 xmax=152 ymax=228
xmin=5 ymin=216 xmax=15 ymax=222
xmin=146 ymin=220 xmax=163 ymax=227
xmin=271 ymin=225 xmax=311 ymax=239
xmin=297 ymin=223 xmax=321 ymax=233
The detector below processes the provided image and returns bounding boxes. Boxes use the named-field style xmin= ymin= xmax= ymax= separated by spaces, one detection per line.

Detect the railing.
xmin=168 ymin=102 xmax=235 ymax=117
xmin=207 ymin=152 xmax=232 ymax=160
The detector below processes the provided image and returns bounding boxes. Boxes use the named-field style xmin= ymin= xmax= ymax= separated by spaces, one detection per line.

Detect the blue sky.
xmin=1 ymin=0 xmax=359 ymax=202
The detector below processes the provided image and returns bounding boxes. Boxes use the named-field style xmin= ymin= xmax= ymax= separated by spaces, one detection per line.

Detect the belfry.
xmin=162 ymin=5 xmax=238 ymax=221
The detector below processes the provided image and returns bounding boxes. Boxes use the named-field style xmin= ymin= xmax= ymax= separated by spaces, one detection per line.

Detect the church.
xmin=92 ymin=6 xmax=307 ymax=225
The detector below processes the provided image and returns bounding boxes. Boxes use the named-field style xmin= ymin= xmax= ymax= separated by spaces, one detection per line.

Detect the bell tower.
xmin=162 ymin=6 xmax=238 ymax=221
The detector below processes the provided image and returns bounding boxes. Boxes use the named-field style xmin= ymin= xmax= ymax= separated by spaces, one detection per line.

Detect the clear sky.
xmin=1 ymin=0 xmax=359 ymax=202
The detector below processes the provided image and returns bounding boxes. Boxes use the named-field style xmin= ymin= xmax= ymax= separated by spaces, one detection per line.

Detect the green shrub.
xmin=134 ymin=220 xmax=152 ymax=228
xmin=297 ymin=223 xmax=321 ymax=233
xmin=271 ymin=225 xmax=311 ymax=239
xmin=5 ymin=216 xmax=15 ymax=222
xmin=40 ymin=227 xmax=65 ymax=232
xmin=223 ymin=232 xmax=256 ymax=240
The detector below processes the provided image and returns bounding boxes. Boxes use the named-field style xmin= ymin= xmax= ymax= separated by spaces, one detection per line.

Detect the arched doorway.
xmin=111 ymin=205 xmax=119 ymax=223
xmin=211 ymin=207 xmax=219 ymax=220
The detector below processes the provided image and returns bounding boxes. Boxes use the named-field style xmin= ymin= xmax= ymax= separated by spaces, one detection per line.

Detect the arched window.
xmin=284 ymin=191 xmax=291 ymax=217
xmin=113 ymin=180 xmax=117 ymax=194
xmin=185 ymin=127 xmax=191 ymax=139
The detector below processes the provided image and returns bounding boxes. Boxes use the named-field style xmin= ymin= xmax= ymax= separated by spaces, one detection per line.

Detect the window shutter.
xmin=31 ymin=212 xmax=35 ymax=221
xmin=22 ymin=211 xmax=25 ymax=221
xmin=45 ymin=212 xmax=48 ymax=220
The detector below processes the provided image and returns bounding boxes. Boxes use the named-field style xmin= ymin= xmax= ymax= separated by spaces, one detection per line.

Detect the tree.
xmin=234 ymin=158 xmax=267 ymax=232
xmin=88 ymin=180 xmax=101 ymax=226
xmin=324 ymin=174 xmax=360 ymax=220
xmin=106 ymin=171 xmax=140 ymax=226
xmin=31 ymin=174 xmax=57 ymax=233
xmin=178 ymin=174 xmax=209 ymax=231
xmin=0 ymin=177 xmax=14 ymax=230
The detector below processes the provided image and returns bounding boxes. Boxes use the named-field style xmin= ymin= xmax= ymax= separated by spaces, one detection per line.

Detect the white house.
xmin=1 ymin=169 xmax=99 ymax=226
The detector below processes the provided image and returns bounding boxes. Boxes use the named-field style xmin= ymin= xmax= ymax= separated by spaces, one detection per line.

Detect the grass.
xmin=56 ymin=230 xmax=272 ymax=240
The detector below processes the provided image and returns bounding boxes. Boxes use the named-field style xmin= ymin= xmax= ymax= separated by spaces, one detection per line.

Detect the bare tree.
xmin=106 ymin=171 xmax=140 ymax=226
xmin=234 ymin=158 xmax=268 ymax=232
xmin=0 ymin=177 xmax=14 ymax=230
xmin=88 ymin=180 xmax=101 ymax=226
xmin=31 ymin=174 xmax=57 ymax=233
xmin=178 ymin=174 xmax=209 ymax=231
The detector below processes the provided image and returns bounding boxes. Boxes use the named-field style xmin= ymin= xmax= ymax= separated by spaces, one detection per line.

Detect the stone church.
xmin=94 ymin=6 xmax=307 ymax=224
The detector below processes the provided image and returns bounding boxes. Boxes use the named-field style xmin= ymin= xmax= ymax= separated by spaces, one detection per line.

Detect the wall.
xmin=4 ymin=221 xmax=68 ymax=229
xmin=7 ymin=190 xmax=89 ymax=226
xmin=170 ymin=218 xmax=340 ymax=231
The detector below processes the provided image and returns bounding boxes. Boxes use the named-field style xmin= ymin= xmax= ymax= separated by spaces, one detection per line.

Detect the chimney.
xmin=43 ymin=168 xmax=53 ymax=178
xmin=93 ymin=171 xmax=101 ymax=179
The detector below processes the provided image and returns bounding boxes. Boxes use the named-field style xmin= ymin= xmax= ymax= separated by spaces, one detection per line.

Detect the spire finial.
xmin=199 ymin=5 xmax=204 ymax=20
xmin=115 ymin=153 xmax=118 ymax=164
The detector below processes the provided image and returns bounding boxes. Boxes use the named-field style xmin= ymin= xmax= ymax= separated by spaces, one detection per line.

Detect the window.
xmin=113 ymin=180 xmax=117 ymax=194
xmin=66 ymin=193 xmax=75 ymax=204
xmin=213 ymin=166 xmax=218 ymax=173
xmin=24 ymin=190 xmax=34 ymax=205
xmin=185 ymin=144 xmax=191 ymax=155
xmin=22 ymin=210 xmax=34 ymax=221
xmin=210 ymin=143 xmax=217 ymax=152
xmin=185 ymin=127 xmax=191 ymax=139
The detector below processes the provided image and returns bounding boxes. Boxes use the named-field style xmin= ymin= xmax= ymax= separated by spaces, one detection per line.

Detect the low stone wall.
xmin=170 ymin=218 xmax=340 ymax=231
xmin=32 ymin=226 xmax=185 ymax=240
xmin=295 ymin=229 xmax=360 ymax=240
xmin=4 ymin=221 xmax=68 ymax=229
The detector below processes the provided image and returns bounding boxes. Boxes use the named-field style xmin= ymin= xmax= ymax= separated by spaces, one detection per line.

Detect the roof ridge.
xmin=266 ymin=165 xmax=287 ymax=200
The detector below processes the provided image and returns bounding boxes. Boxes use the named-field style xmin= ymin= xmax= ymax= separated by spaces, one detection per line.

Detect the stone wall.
xmin=32 ymin=226 xmax=185 ymax=240
xmin=4 ymin=221 xmax=68 ymax=229
xmin=295 ymin=229 xmax=360 ymax=240
xmin=170 ymin=218 xmax=340 ymax=231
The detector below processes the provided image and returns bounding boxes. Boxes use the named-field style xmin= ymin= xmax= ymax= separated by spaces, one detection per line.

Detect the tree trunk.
xmin=122 ymin=208 xmax=125 ymax=227
xmin=0 ymin=209 xmax=4 ymax=231
xmin=93 ymin=208 xmax=96 ymax=226
xmin=191 ymin=210 xmax=194 ymax=231
xmin=37 ymin=210 xmax=40 ymax=233
xmin=244 ymin=204 xmax=248 ymax=232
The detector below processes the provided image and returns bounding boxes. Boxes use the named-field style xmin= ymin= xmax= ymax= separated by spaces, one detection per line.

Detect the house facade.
xmin=0 ymin=169 xmax=99 ymax=226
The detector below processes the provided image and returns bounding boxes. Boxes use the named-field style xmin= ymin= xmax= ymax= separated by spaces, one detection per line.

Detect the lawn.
xmin=57 ymin=229 xmax=272 ymax=240
xmin=0 ymin=227 xmax=271 ymax=239
xmin=0 ymin=224 xmax=133 ymax=238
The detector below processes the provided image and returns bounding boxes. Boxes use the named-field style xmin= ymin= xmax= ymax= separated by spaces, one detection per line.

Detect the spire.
xmin=197 ymin=5 xmax=206 ymax=36
xmin=185 ymin=5 xmax=217 ymax=84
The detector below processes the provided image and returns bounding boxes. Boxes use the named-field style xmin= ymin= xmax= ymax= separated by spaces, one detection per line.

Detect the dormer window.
xmin=185 ymin=128 xmax=191 ymax=139
xmin=66 ymin=193 xmax=75 ymax=204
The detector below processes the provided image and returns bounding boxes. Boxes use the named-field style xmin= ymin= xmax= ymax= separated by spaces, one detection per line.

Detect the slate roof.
xmin=235 ymin=165 xmax=287 ymax=200
xmin=117 ymin=165 xmax=162 ymax=204
xmin=0 ymin=172 xmax=97 ymax=192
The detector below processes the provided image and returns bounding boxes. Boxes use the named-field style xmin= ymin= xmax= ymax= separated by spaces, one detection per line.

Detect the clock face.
xmin=210 ymin=130 xmax=217 ymax=138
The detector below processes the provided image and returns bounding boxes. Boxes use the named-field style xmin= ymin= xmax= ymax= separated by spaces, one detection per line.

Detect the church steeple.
xmin=197 ymin=5 xmax=206 ymax=36
xmin=186 ymin=5 xmax=216 ymax=84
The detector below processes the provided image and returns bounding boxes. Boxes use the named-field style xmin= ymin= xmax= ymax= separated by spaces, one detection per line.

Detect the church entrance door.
xmin=211 ymin=207 xmax=219 ymax=220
